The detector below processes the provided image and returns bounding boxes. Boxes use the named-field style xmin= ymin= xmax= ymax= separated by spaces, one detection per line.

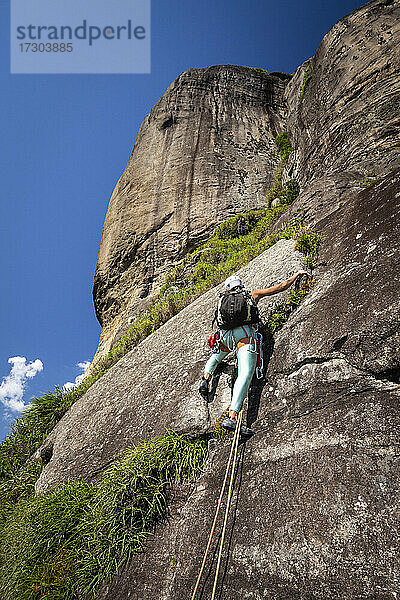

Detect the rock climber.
xmin=199 ymin=271 xmax=309 ymax=435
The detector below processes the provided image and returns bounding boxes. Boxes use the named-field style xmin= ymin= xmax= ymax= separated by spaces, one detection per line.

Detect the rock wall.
xmin=92 ymin=0 xmax=400 ymax=363
xmin=89 ymin=168 xmax=400 ymax=600
xmin=33 ymin=0 xmax=400 ymax=597
xmin=283 ymin=0 xmax=400 ymax=226
xmin=93 ymin=66 xmax=287 ymax=360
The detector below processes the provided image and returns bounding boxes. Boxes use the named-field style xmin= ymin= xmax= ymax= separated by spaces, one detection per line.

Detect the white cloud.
xmin=63 ymin=361 xmax=91 ymax=391
xmin=0 ymin=356 xmax=44 ymax=412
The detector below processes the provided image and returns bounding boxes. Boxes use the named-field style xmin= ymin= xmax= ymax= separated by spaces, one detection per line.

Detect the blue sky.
xmin=0 ymin=0 xmax=365 ymax=441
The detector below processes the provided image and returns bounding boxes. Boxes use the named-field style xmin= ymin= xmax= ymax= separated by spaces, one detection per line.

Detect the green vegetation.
xmin=299 ymin=65 xmax=312 ymax=102
xmin=159 ymin=212 xmax=317 ymax=301
xmin=266 ymin=278 xmax=314 ymax=333
xmin=280 ymin=179 xmax=300 ymax=204
xmin=213 ymin=208 xmax=268 ymax=240
xmin=352 ymin=176 xmax=380 ymax=188
xmin=292 ymin=222 xmax=320 ymax=269
xmin=160 ymin=205 xmax=287 ymax=294
xmin=266 ymin=132 xmax=300 ymax=207
xmin=250 ymin=67 xmax=269 ymax=75
xmin=0 ymin=372 xmax=111 ymax=521
xmin=0 ymin=431 xmax=207 ymax=600
xmin=211 ymin=410 xmax=230 ymax=439
xmin=266 ymin=175 xmax=299 ymax=206
xmin=0 ymin=458 xmax=43 ymax=525
xmin=275 ymin=131 xmax=292 ymax=163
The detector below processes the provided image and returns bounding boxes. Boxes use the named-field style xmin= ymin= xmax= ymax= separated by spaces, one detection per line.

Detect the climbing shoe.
xmin=221 ymin=417 xmax=254 ymax=437
xmin=240 ymin=424 xmax=254 ymax=438
xmin=199 ymin=377 xmax=209 ymax=400
xmin=221 ymin=417 xmax=236 ymax=431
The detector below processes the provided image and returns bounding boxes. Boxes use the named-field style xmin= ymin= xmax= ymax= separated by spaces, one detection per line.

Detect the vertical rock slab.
xmin=283 ymin=0 xmax=400 ymax=224
xmin=93 ymin=66 xmax=287 ymax=360
xmin=166 ymin=391 xmax=400 ymax=600
xmin=266 ymin=167 xmax=400 ymax=416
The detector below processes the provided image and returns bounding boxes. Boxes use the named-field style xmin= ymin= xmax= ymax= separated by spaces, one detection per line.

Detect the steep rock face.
xmin=93 ymin=66 xmax=287 ymax=360
xmin=283 ymin=0 xmax=400 ymax=226
xmin=35 ymin=239 xmax=306 ymax=494
xmin=98 ymin=393 xmax=398 ymax=600
xmin=92 ymin=161 xmax=400 ymax=600
xmin=93 ymin=0 xmax=400 ymax=363
xmin=268 ymin=170 xmax=400 ymax=392
xmin=32 ymin=0 xmax=400 ymax=597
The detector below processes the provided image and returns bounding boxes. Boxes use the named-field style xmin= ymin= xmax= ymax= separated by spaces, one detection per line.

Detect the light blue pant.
xmin=204 ymin=325 xmax=258 ymax=413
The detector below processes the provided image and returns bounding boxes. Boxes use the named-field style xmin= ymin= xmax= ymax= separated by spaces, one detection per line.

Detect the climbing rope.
xmin=210 ymin=411 xmax=242 ymax=600
xmin=191 ymin=411 xmax=243 ymax=600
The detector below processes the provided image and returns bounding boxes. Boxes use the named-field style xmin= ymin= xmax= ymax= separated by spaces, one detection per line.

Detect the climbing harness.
xmin=219 ymin=325 xmax=257 ymax=353
xmin=190 ymin=411 xmax=243 ymax=600
xmin=205 ymin=324 xmax=264 ymax=377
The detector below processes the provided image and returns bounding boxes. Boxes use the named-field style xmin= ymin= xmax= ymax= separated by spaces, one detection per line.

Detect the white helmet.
xmin=224 ymin=275 xmax=243 ymax=291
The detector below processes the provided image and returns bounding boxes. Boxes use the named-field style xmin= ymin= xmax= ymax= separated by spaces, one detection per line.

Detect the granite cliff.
xmin=93 ymin=0 xmax=400 ymax=364
xmin=93 ymin=66 xmax=287 ymax=360
xmin=1 ymin=0 xmax=400 ymax=599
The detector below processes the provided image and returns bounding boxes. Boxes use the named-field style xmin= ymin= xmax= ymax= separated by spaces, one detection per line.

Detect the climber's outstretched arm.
xmin=251 ymin=271 xmax=309 ymax=304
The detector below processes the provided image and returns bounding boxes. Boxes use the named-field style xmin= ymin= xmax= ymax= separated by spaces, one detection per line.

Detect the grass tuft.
xmin=294 ymin=225 xmax=321 ymax=269
xmin=210 ymin=411 xmax=229 ymax=439
xmin=0 ymin=431 xmax=208 ymax=600
xmin=266 ymin=133 xmax=299 ymax=208
xmin=352 ymin=177 xmax=380 ymax=188
xmin=249 ymin=67 xmax=269 ymax=75
xmin=299 ymin=65 xmax=312 ymax=102
xmin=0 ymin=480 xmax=94 ymax=600
xmin=266 ymin=278 xmax=315 ymax=333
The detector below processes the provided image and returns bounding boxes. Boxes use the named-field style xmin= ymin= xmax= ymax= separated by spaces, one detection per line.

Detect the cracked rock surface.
xmin=267 ymin=168 xmax=400 ymax=417
xmin=95 ymin=390 xmax=399 ymax=600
